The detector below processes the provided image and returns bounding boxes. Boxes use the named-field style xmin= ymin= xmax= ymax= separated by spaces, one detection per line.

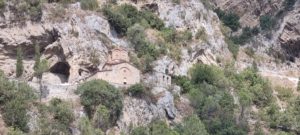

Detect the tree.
xmin=79 ymin=116 xmax=104 ymax=135
xmin=92 ymin=105 xmax=110 ymax=131
xmin=33 ymin=45 xmax=49 ymax=101
xmin=16 ymin=47 xmax=24 ymax=78
xmin=76 ymin=80 xmax=123 ymax=125
xmin=175 ymin=115 xmax=209 ymax=135
xmin=49 ymin=98 xmax=75 ymax=127
xmin=149 ymin=121 xmax=179 ymax=135
xmin=127 ymin=83 xmax=145 ymax=97
xmin=260 ymin=15 xmax=276 ymax=31
xmin=0 ymin=74 xmax=36 ymax=132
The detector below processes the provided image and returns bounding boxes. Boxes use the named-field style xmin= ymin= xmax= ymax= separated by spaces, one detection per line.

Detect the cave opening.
xmin=49 ymin=62 xmax=70 ymax=83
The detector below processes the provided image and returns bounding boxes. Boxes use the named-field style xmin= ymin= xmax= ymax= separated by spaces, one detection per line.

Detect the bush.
xmin=283 ymin=0 xmax=296 ymax=11
xmin=103 ymin=4 xmax=165 ymax=36
xmin=173 ymin=76 xmax=193 ymax=94
xmin=231 ymin=27 xmax=260 ymax=45
xmin=80 ymin=0 xmax=98 ymax=10
xmin=34 ymin=99 xmax=75 ymax=134
xmin=0 ymin=73 xmax=36 ymax=132
xmin=0 ymin=0 xmax=5 ymax=9
xmin=140 ymin=10 xmax=165 ymax=30
xmin=275 ymin=86 xmax=292 ymax=101
xmin=195 ymin=28 xmax=208 ymax=43
xmin=260 ymin=15 xmax=276 ymax=31
xmin=161 ymin=28 xmax=177 ymax=43
xmin=215 ymin=8 xmax=240 ymax=31
xmin=92 ymin=105 xmax=110 ymax=131
xmin=49 ymin=98 xmax=75 ymax=127
xmin=130 ymin=121 xmax=178 ymax=135
xmin=236 ymin=68 xmax=273 ymax=107
xmin=225 ymin=37 xmax=239 ymax=59
xmin=190 ymin=64 xmax=224 ymax=86
xmin=76 ymin=80 xmax=123 ymax=125
xmin=79 ymin=116 xmax=104 ymax=135
xmin=127 ymin=83 xmax=145 ymax=96
xmin=175 ymin=115 xmax=209 ymax=135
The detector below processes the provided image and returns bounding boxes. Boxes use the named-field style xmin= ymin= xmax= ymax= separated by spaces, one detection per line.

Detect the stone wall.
xmin=90 ymin=63 xmax=140 ymax=86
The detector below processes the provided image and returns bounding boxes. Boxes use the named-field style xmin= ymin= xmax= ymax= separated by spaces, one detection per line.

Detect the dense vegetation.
xmin=76 ymin=79 xmax=123 ymax=132
xmin=130 ymin=115 xmax=209 ymax=135
xmin=214 ymin=8 xmax=240 ymax=32
xmin=173 ymin=64 xmax=277 ymax=135
xmin=33 ymin=98 xmax=75 ymax=134
xmin=103 ymin=4 xmax=164 ymax=36
xmin=259 ymin=15 xmax=276 ymax=31
xmin=0 ymin=71 xmax=36 ymax=132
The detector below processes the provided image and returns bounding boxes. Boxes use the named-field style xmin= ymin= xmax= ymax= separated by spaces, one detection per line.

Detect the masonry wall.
xmin=92 ymin=63 xmax=140 ymax=86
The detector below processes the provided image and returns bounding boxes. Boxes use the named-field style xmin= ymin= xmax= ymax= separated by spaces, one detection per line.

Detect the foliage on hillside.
xmin=173 ymin=64 xmax=277 ymax=134
xmin=0 ymin=71 xmax=36 ymax=132
xmin=76 ymin=79 xmax=123 ymax=132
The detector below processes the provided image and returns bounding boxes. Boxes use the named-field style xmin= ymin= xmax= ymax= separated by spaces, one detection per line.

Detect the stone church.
xmin=90 ymin=47 xmax=140 ymax=87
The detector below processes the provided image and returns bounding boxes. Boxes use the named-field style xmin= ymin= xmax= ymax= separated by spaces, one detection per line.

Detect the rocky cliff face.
xmin=0 ymin=0 xmax=300 ymax=134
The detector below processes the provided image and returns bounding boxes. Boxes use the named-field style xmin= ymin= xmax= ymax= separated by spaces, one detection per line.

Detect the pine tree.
xmin=16 ymin=46 xmax=24 ymax=77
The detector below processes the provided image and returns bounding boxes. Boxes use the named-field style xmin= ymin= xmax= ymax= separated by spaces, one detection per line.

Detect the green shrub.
xmin=79 ymin=116 xmax=104 ymax=135
xmin=231 ymin=27 xmax=260 ymax=45
xmin=126 ymin=24 xmax=159 ymax=72
xmin=175 ymin=115 xmax=209 ymax=135
xmin=260 ymin=15 xmax=276 ymax=31
xmin=0 ymin=73 xmax=36 ymax=132
xmin=190 ymin=64 xmax=224 ymax=86
xmin=236 ymin=68 xmax=273 ymax=107
xmin=149 ymin=121 xmax=179 ymax=135
xmin=195 ymin=28 xmax=208 ymax=43
xmin=283 ymin=0 xmax=296 ymax=11
xmin=80 ymin=0 xmax=98 ymax=10
xmin=173 ymin=76 xmax=193 ymax=94
xmin=226 ymin=37 xmax=239 ymax=59
xmin=274 ymin=86 xmax=292 ymax=101
xmin=177 ymin=30 xmax=193 ymax=42
xmin=0 ymin=0 xmax=5 ymax=9
xmin=140 ymin=10 xmax=165 ymax=30
xmin=161 ymin=28 xmax=177 ymax=43
xmin=172 ymin=0 xmax=180 ymax=4
xmin=76 ymin=79 xmax=123 ymax=124
xmin=215 ymin=8 xmax=240 ymax=31
xmin=49 ymin=98 xmax=75 ymax=127
xmin=244 ymin=47 xmax=255 ymax=57
xmin=92 ymin=105 xmax=110 ymax=131
xmin=103 ymin=4 xmax=164 ymax=36
xmin=130 ymin=126 xmax=149 ymax=135
xmin=127 ymin=83 xmax=145 ymax=97
xmin=130 ymin=121 xmax=178 ymax=135
xmin=34 ymin=99 xmax=75 ymax=134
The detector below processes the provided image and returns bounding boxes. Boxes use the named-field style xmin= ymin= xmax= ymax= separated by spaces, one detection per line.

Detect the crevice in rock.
xmin=49 ymin=62 xmax=70 ymax=83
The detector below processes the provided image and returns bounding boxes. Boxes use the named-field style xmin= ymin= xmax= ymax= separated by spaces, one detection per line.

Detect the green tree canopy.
xmin=76 ymin=79 xmax=123 ymax=126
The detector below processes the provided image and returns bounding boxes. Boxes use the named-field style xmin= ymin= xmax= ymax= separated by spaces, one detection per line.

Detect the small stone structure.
xmin=90 ymin=47 xmax=140 ymax=87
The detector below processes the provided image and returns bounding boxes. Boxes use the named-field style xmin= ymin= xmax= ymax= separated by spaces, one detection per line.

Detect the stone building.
xmin=90 ymin=47 xmax=140 ymax=87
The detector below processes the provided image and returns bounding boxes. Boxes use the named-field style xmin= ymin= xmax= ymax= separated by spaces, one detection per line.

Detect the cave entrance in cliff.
xmin=49 ymin=62 xmax=70 ymax=83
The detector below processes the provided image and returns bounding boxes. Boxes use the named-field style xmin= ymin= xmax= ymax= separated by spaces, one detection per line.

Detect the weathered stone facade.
xmin=89 ymin=48 xmax=140 ymax=86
